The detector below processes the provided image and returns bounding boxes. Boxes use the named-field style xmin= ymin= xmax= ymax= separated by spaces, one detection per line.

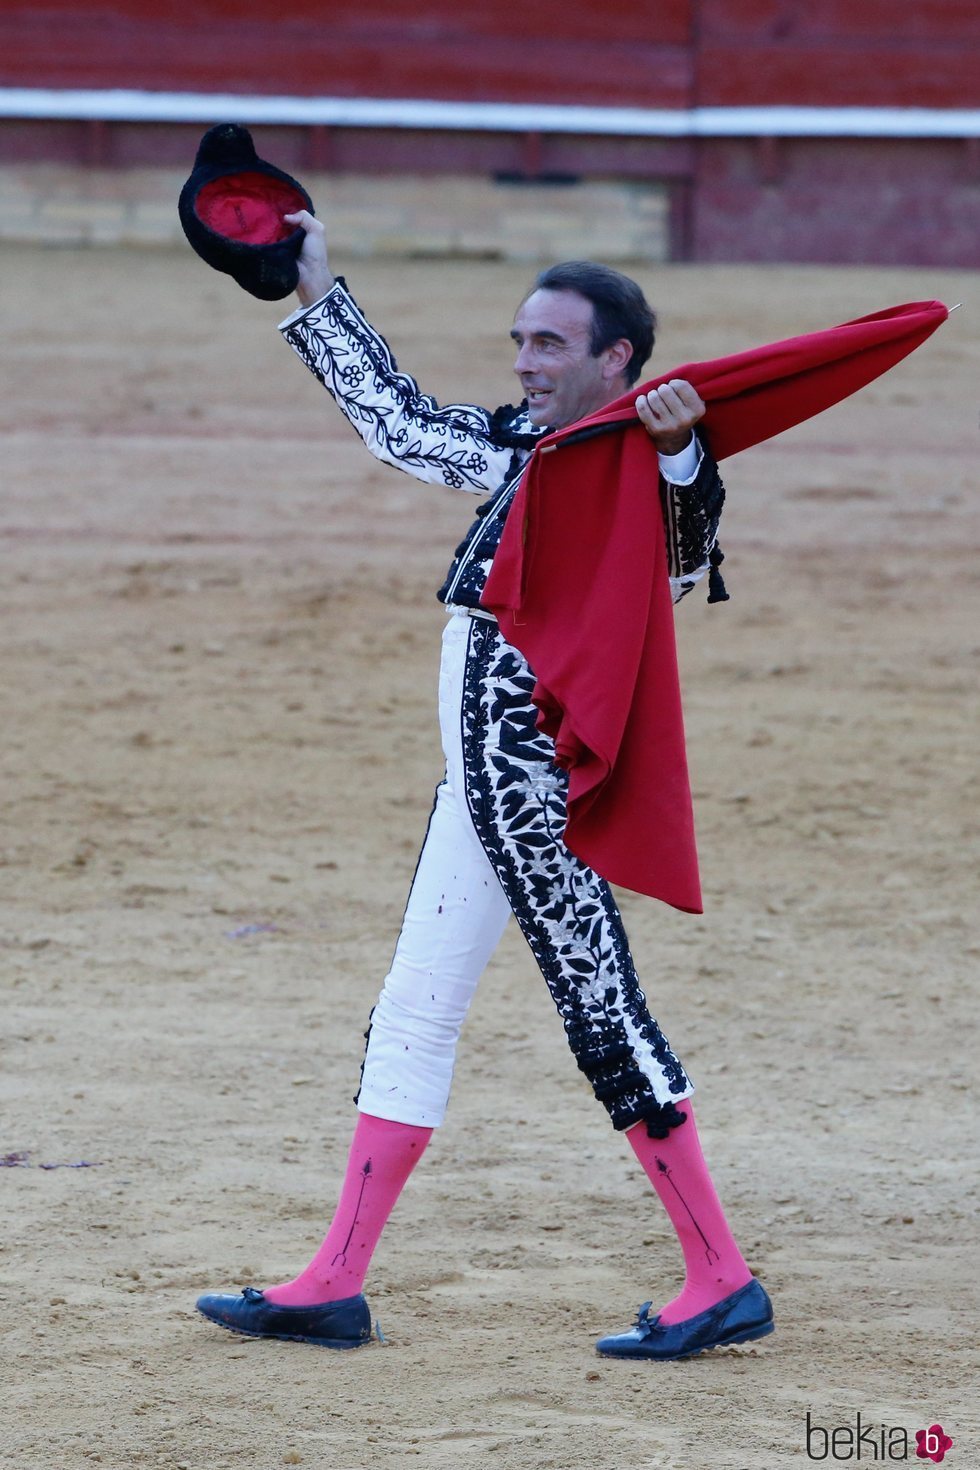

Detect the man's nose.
xmin=513 ymin=341 xmax=536 ymax=374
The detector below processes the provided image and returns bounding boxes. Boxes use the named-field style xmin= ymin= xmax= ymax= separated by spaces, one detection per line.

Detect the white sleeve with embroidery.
xmin=278 ymin=283 xmax=515 ymax=494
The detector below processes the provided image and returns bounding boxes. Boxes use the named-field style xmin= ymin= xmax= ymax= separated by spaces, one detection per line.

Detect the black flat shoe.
xmin=595 ymin=1278 xmax=774 ymax=1361
xmin=195 ymin=1286 xmax=373 ymax=1349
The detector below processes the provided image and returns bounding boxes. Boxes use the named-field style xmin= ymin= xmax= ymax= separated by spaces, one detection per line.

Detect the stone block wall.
xmin=0 ymin=165 xmax=671 ymax=262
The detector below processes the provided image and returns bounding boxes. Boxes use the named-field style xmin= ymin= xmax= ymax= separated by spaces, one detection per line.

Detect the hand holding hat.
xmin=280 ymin=208 xmax=336 ymax=308
xmin=178 ymin=123 xmax=315 ymax=301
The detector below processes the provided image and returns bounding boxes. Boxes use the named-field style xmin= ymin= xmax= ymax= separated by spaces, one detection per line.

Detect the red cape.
xmin=481 ymin=300 xmax=948 ymax=911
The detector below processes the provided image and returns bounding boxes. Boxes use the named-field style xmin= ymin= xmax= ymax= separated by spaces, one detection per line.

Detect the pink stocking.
xmin=263 ymin=1112 xmax=432 ymax=1307
xmin=627 ymin=1100 xmax=753 ymax=1325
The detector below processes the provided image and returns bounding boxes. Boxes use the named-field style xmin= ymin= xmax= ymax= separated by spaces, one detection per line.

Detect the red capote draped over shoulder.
xmin=481 ymin=300 xmax=948 ymax=912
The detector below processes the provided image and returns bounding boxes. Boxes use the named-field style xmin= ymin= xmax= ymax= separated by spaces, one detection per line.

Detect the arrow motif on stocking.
xmin=332 ymin=1158 xmax=373 ymax=1267
xmin=656 ymin=1155 xmax=720 ymax=1264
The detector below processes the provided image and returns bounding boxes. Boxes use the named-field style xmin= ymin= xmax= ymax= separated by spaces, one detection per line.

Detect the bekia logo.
xmin=805 ymin=1412 xmax=954 ymax=1462
xmin=914 ymin=1426 xmax=954 ymax=1464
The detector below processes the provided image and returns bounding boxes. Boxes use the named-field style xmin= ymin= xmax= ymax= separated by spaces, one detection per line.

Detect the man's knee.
xmin=372 ymin=975 xmax=473 ymax=1047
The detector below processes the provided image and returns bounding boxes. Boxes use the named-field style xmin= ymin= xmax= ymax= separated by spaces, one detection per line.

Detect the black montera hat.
xmin=178 ymin=123 xmax=314 ymax=301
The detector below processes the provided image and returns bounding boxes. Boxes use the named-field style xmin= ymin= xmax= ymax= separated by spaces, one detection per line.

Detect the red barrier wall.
xmin=3 ymin=0 xmax=978 ymax=108
xmin=0 ymin=2 xmax=694 ymax=108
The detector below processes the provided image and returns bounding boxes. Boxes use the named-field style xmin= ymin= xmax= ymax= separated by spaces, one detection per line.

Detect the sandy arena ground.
xmin=1 ymin=244 xmax=978 ymax=1470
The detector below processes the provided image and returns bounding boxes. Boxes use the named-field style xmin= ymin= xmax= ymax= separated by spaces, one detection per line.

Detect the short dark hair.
xmin=532 ymin=261 xmax=656 ymax=387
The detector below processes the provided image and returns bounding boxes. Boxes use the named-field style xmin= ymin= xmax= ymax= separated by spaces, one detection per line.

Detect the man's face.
xmin=510 ymin=288 xmax=630 ymax=430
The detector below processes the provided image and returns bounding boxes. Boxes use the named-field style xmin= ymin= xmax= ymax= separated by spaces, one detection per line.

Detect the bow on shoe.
xmin=634 ymin=1301 xmax=659 ymax=1333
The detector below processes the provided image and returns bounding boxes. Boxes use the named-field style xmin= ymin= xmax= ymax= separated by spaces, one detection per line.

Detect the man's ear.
xmin=602 ymin=337 xmax=634 ymax=382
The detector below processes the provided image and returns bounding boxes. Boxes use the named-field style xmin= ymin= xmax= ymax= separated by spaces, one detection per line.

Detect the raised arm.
xmin=278 ymin=210 xmax=516 ymax=493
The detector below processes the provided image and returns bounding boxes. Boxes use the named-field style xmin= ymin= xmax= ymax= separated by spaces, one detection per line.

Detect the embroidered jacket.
xmin=279 ymin=279 xmax=726 ymax=609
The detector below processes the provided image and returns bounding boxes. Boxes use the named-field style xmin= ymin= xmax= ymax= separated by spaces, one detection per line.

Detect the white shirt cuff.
xmin=657 ymin=434 xmax=702 ymax=485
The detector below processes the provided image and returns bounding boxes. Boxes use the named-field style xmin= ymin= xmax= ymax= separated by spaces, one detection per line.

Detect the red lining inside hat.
xmin=195 ymin=171 xmax=306 ymax=245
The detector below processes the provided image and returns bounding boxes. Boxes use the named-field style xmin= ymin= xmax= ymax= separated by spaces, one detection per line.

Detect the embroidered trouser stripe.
xmin=459 ymin=617 xmax=692 ymax=1132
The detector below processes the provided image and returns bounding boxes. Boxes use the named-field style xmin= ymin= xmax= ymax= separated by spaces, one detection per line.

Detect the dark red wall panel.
xmin=697 ymin=43 xmax=979 ymax=108
xmin=695 ymin=0 xmax=980 ymax=106
xmin=12 ymin=0 xmax=694 ymax=46
xmin=693 ymin=138 xmax=980 ymax=267
xmin=0 ymin=3 xmax=695 ymax=106
xmin=696 ymin=0 xmax=980 ymax=41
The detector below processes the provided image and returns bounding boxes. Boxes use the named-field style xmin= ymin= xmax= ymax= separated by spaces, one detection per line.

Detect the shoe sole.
xmin=196 ymin=1305 xmax=371 ymax=1350
xmin=596 ymin=1318 xmax=775 ymax=1361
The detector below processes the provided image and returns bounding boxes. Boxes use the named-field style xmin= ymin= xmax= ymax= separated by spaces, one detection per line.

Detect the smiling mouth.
xmin=526 ymin=388 xmax=552 ymax=406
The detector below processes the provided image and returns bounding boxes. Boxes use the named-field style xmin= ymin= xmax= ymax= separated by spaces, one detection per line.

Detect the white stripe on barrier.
xmin=0 ymin=89 xmax=978 ymax=138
